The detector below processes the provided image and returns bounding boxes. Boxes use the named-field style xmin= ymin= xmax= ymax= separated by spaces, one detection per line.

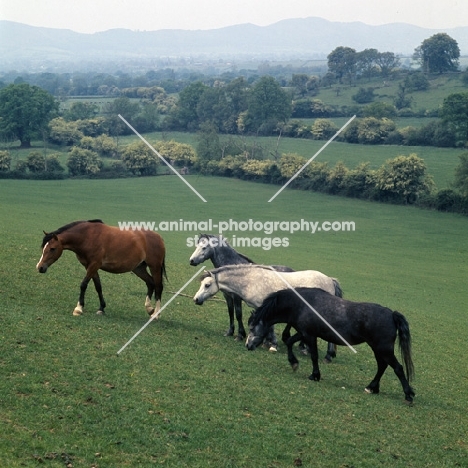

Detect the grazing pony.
xmin=36 ymin=220 xmax=166 ymax=317
xmin=246 ymin=287 xmax=415 ymax=403
xmin=189 ymin=234 xmax=293 ymax=340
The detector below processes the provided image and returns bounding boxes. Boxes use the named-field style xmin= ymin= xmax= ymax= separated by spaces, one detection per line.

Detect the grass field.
xmin=0 ymin=175 xmax=467 ymax=467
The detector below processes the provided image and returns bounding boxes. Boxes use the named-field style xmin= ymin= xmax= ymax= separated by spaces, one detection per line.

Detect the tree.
xmin=356 ymin=48 xmax=379 ymax=81
xmin=64 ymin=101 xmax=98 ymax=121
xmin=327 ymin=47 xmax=357 ymax=84
xmin=375 ymin=52 xmax=400 ymax=78
xmin=454 ymin=152 xmax=468 ymax=197
xmin=414 ymin=33 xmax=460 ymax=73
xmin=247 ymin=76 xmax=291 ymax=132
xmin=196 ymin=122 xmax=222 ymax=163
xmin=291 ymin=74 xmax=309 ymax=97
xmin=440 ymin=92 xmax=468 ymax=145
xmin=105 ymin=96 xmax=141 ymax=135
xmin=173 ymin=81 xmax=208 ymax=131
xmin=0 ymin=83 xmax=58 ymax=148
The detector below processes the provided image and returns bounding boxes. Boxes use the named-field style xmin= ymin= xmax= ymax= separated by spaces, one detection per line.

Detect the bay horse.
xmin=193 ymin=264 xmax=342 ymax=356
xmin=36 ymin=220 xmax=166 ymax=317
xmin=246 ymin=287 xmax=415 ymax=403
xmin=189 ymin=234 xmax=294 ymax=342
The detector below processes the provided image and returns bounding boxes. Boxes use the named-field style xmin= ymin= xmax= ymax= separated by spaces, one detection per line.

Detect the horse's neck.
xmin=211 ymin=246 xmax=251 ymax=268
xmin=217 ymin=267 xmax=266 ymax=307
xmin=58 ymin=230 xmax=85 ymax=252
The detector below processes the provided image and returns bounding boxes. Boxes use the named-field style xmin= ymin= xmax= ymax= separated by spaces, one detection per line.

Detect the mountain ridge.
xmin=1 ymin=17 xmax=468 ymax=70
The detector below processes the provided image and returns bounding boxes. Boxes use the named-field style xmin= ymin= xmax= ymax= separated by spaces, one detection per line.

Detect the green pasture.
xmin=136 ymin=131 xmax=463 ymax=189
xmin=0 ymin=175 xmax=467 ymax=467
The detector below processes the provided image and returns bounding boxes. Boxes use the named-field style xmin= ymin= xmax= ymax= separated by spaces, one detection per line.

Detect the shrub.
xmin=374 ymin=153 xmax=434 ymax=203
xmin=154 ymin=140 xmax=197 ymax=167
xmin=67 ymin=147 xmax=102 ymax=176
xmin=0 ymin=150 xmax=11 ymax=172
xmin=352 ymin=87 xmax=375 ymax=104
xmin=121 ymin=141 xmax=159 ymax=176
xmin=48 ymin=117 xmax=84 ymax=145
xmin=310 ymin=119 xmax=338 ymax=140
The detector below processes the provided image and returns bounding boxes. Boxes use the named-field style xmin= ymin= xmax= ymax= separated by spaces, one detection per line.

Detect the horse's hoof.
xmin=292 ymin=363 xmax=299 ymax=371
xmin=364 ymin=387 xmax=373 ymax=394
xmin=269 ymin=345 xmax=278 ymax=352
xmin=323 ymin=357 xmax=333 ymax=364
xmin=72 ymin=309 xmax=82 ymax=316
xmin=96 ymin=310 xmax=105 ymax=315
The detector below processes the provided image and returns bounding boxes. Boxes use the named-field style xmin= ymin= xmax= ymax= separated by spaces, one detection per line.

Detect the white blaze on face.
xmin=36 ymin=242 xmax=49 ymax=269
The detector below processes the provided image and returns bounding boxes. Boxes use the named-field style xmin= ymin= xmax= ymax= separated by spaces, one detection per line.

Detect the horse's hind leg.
xmin=132 ymin=263 xmax=156 ymax=316
xmin=324 ymin=342 xmax=337 ymax=363
xmin=365 ymin=351 xmax=388 ymax=396
xmin=384 ymin=352 xmax=415 ymax=403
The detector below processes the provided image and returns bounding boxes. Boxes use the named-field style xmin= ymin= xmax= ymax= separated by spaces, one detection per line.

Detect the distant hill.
xmin=1 ymin=17 xmax=468 ymax=71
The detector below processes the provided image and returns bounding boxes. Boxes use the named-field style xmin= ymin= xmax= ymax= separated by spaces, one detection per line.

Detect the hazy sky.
xmin=1 ymin=0 xmax=467 ymax=33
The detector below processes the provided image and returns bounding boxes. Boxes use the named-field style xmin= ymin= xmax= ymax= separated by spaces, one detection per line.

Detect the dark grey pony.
xmin=246 ymin=287 xmax=415 ymax=404
xmin=189 ymin=234 xmax=293 ymax=345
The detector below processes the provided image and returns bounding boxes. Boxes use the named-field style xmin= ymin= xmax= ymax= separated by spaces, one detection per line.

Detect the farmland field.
xmin=0 ymin=175 xmax=467 ymax=467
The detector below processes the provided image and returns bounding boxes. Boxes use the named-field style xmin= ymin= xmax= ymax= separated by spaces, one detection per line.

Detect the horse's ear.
xmin=53 ymin=234 xmax=58 ymax=240
xmin=43 ymin=230 xmax=48 ymax=235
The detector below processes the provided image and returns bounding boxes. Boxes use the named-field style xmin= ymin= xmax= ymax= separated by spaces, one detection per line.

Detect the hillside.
xmin=2 ymin=17 xmax=468 ymax=71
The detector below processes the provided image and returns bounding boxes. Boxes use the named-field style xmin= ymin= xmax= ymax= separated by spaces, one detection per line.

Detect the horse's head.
xmin=36 ymin=232 xmax=64 ymax=273
xmin=189 ymin=234 xmax=216 ymax=266
xmin=245 ymin=307 xmax=268 ymax=350
xmin=193 ymin=271 xmax=219 ymax=305
xmin=245 ymin=317 xmax=267 ymax=350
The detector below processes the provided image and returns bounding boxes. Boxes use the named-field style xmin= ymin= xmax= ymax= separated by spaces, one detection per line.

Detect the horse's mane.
xmin=41 ymin=219 xmax=103 ymax=247
xmin=250 ymin=291 xmax=279 ymax=327
xmin=198 ymin=233 xmax=255 ymax=264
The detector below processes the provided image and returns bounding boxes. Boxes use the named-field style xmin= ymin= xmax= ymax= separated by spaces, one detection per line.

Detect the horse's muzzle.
xmin=194 ymin=297 xmax=203 ymax=305
xmin=37 ymin=264 xmax=48 ymax=273
xmin=189 ymin=259 xmax=198 ymax=266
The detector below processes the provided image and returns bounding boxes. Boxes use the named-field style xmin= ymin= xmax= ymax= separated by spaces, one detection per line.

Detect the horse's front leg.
xmin=73 ymin=264 xmax=100 ymax=316
xmin=73 ymin=275 xmax=92 ymax=316
xmin=233 ymin=296 xmax=246 ymax=340
xmin=223 ymin=293 xmax=235 ymax=337
xmin=284 ymin=332 xmax=303 ymax=370
xmin=92 ymin=273 xmax=106 ymax=315
xmin=305 ymin=336 xmax=321 ymax=381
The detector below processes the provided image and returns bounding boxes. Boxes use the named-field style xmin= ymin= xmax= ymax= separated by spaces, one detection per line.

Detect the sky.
xmin=1 ymin=0 xmax=467 ymax=34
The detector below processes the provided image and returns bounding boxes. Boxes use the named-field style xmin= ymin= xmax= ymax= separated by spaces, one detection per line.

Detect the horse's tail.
xmin=332 ymin=278 xmax=343 ymax=298
xmin=393 ymin=311 xmax=414 ymax=382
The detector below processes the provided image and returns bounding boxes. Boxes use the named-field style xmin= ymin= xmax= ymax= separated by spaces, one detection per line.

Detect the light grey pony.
xmin=193 ymin=264 xmax=342 ymax=356
xmin=189 ymin=234 xmax=293 ymax=341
